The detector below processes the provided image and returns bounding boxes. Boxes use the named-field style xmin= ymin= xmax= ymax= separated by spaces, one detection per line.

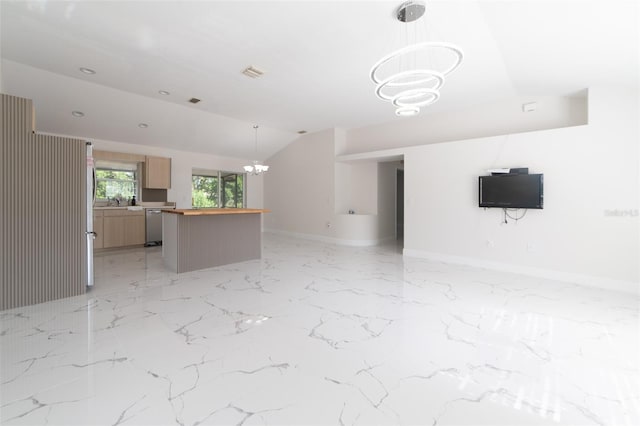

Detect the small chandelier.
xmin=370 ymin=1 xmax=464 ymax=116
xmin=244 ymin=125 xmax=269 ymax=175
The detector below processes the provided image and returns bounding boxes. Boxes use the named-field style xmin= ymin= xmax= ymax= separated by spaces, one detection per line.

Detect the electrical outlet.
xmin=326 ymin=221 xmax=332 ymax=228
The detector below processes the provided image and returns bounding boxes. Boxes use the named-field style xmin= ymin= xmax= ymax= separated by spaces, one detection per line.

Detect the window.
xmin=192 ymin=174 xmax=220 ymax=208
xmin=222 ymin=173 xmax=244 ymax=208
xmin=192 ymin=170 xmax=244 ymax=208
xmin=95 ymin=165 xmax=138 ymax=201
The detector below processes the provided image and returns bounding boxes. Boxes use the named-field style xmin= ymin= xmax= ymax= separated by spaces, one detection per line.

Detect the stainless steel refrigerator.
xmin=86 ymin=142 xmax=95 ymax=287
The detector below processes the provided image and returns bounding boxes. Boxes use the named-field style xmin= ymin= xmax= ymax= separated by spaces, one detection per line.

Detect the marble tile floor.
xmin=0 ymin=233 xmax=638 ymax=426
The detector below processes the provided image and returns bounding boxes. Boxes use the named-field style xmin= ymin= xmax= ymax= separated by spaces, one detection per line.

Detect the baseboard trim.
xmin=403 ymin=248 xmax=639 ymax=295
xmin=264 ymin=228 xmax=389 ymax=247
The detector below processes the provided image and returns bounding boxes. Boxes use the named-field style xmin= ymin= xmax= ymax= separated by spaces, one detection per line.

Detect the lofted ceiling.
xmin=1 ymin=1 xmax=638 ymax=160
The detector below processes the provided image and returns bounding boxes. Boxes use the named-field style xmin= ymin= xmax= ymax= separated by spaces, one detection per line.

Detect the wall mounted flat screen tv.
xmin=479 ymin=174 xmax=544 ymax=209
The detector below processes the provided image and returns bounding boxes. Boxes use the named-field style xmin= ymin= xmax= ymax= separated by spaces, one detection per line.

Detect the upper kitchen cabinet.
xmin=143 ymin=156 xmax=171 ymax=189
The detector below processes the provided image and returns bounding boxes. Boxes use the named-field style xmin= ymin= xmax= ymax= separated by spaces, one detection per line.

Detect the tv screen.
xmin=479 ymin=174 xmax=544 ymax=209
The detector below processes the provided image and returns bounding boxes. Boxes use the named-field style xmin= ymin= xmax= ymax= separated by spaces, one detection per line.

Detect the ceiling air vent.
xmin=188 ymin=98 xmax=201 ymax=104
xmin=242 ymin=66 xmax=264 ymax=79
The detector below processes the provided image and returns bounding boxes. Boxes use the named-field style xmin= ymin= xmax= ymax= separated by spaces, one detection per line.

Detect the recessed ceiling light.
xmin=297 ymin=130 xmax=307 ymax=134
xmin=71 ymin=111 xmax=85 ymax=117
xmin=188 ymin=98 xmax=201 ymax=104
xmin=158 ymin=90 xmax=170 ymax=95
xmin=79 ymin=67 xmax=96 ymax=75
xmin=138 ymin=123 xmax=149 ymax=128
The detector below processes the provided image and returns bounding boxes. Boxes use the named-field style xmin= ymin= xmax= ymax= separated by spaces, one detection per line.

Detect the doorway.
xmin=396 ymin=169 xmax=404 ymax=240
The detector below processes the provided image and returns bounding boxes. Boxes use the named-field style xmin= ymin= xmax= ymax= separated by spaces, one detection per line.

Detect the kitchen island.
xmin=162 ymin=208 xmax=269 ymax=273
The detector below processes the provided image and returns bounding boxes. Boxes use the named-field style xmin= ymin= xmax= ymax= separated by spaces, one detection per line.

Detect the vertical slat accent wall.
xmin=1 ymin=94 xmax=87 ymax=311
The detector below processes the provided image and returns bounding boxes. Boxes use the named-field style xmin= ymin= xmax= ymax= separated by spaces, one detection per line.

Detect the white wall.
xmin=344 ymin=94 xmax=588 ymax=155
xmin=335 ymin=162 xmax=377 ymax=215
xmin=265 ymin=129 xmax=393 ymax=245
xmin=265 ymin=87 xmax=637 ymax=291
xmin=263 ymin=129 xmax=335 ymax=236
xmin=403 ymin=87 xmax=638 ymax=290
xmin=90 ymin=138 xmax=263 ymax=209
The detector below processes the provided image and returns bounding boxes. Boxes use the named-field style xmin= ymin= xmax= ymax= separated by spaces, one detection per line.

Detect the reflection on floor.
xmin=1 ymin=233 xmax=638 ymax=425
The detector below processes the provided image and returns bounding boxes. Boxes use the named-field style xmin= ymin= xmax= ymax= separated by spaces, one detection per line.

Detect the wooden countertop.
xmin=163 ymin=208 xmax=270 ymax=216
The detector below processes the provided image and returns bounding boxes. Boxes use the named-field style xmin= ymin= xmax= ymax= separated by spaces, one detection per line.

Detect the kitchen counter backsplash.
xmin=94 ymin=201 xmax=176 ymax=210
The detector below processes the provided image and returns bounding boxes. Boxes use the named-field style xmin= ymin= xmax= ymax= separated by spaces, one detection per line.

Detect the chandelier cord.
xmin=253 ymin=124 xmax=259 ymax=156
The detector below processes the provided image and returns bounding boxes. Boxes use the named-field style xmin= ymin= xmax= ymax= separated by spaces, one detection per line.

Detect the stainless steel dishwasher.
xmin=145 ymin=209 xmax=163 ymax=246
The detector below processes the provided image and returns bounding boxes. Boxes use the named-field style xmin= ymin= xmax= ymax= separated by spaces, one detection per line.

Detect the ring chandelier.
xmin=370 ymin=1 xmax=464 ymax=117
